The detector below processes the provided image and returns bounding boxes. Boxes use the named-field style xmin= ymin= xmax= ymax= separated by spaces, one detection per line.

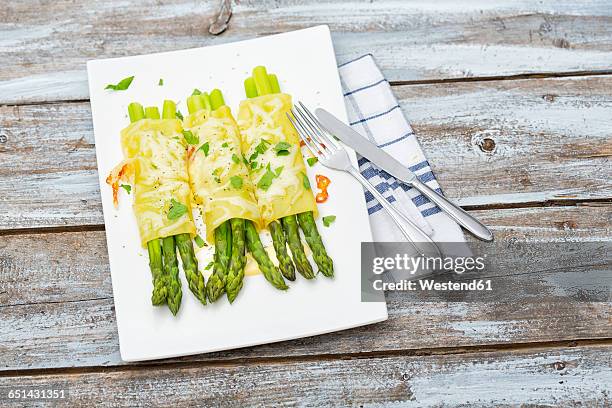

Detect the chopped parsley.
xmin=221 ymin=142 xmax=229 ymax=148
xmin=158 ymin=78 xmax=164 ymax=86
xmin=322 ymin=215 xmax=336 ymax=227
xmin=194 ymin=234 xmax=206 ymax=248
xmin=192 ymin=88 xmax=202 ymax=95
xmin=204 ymin=261 xmax=214 ymax=270
xmin=167 ymin=198 xmax=188 ymax=220
xmin=230 ymin=175 xmax=243 ymax=189
xmin=302 ymin=172 xmax=311 ymax=190
xmin=199 ymin=142 xmax=210 ymax=156
xmin=176 ymin=110 xmax=184 ymax=120
xmin=250 ymin=161 xmax=258 ymax=170
xmin=307 ymin=157 xmax=318 ymax=167
xmin=274 ymin=141 xmax=291 ymax=156
xmin=182 ymin=130 xmax=199 ymax=145
xmin=254 ymin=139 xmax=270 ymax=155
xmin=231 ymin=153 xmax=240 ymax=164
xmin=257 ymin=168 xmax=276 ymax=191
xmin=120 ymin=184 xmax=131 ymax=194
xmin=249 ymin=152 xmax=259 ymax=162
xmin=275 ymin=166 xmax=284 ymax=176
xmin=105 ymin=76 xmax=134 ymax=91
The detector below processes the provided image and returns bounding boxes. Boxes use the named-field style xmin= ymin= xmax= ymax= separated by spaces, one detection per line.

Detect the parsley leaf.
xmin=275 ymin=166 xmax=284 ymax=176
xmin=182 ymin=130 xmax=199 ymax=145
xmin=105 ymin=76 xmax=134 ymax=91
xmin=199 ymin=142 xmax=210 ymax=156
xmin=307 ymin=157 xmax=318 ymax=167
xmin=231 ymin=153 xmax=240 ymax=164
xmin=158 ymin=78 xmax=164 ymax=86
xmin=249 ymin=152 xmax=259 ymax=162
xmin=302 ymin=172 xmax=311 ymax=190
xmin=255 ymin=140 xmax=270 ymax=155
xmin=192 ymin=88 xmax=202 ymax=95
xmin=204 ymin=261 xmax=214 ymax=270
xmin=168 ymin=198 xmax=188 ymax=220
xmin=257 ymin=168 xmax=276 ymax=191
xmin=194 ymin=234 xmax=206 ymax=248
xmin=322 ymin=215 xmax=336 ymax=227
xmin=230 ymin=175 xmax=243 ymax=189
xmin=274 ymin=141 xmax=291 ymax=156
xmin=221 ymin=142 xmax=229 ymax=148
xmin=120 ymin=184 xmax=131 ymax=194
xmin=250 ymin=161 xmax=258 ymax=170
xmin=176 ymin=110 xmax=184 ymax=120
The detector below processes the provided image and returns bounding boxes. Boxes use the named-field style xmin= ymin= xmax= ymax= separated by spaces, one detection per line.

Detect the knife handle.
xmin=348 ymin=167 xmax=442 ymax=256
xmin=411 ymin=179 xmax=494 ymax=241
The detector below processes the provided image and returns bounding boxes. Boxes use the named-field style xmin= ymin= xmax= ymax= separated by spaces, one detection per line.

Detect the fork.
xmin=288 ymin=102 xmax=442 ymax=257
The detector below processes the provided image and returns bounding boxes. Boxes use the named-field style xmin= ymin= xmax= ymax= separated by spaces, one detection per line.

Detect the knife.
xmin=315 ymin=108 xmax=494 ymax=241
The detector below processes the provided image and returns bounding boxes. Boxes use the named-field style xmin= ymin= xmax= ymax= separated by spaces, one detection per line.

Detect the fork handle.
xmin=348 ymin=167 xmax=441 ymax=255
xmin=410 ymin=179 xmax=494 ymax=242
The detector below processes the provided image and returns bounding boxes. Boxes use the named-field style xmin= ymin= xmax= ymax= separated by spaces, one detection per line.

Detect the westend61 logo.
xmin=372 ymin=254 xmax=486 ymax=275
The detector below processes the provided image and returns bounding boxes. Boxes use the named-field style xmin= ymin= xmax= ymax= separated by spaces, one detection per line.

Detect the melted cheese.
xmin=237 ymin=93 xmax=317 ymax=226
xmin=184 ymin=106 xmax=261 ymax=243
xmin=119 ymin=119 xmax=195 ymax=246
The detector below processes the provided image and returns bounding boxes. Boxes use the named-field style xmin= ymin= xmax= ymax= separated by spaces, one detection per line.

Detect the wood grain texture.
xmin=1 ymin=0 xmax=612 ymax=103
xmin=0 ymin=345 xmax=610 ymax=407
xmin=1 ymin=206 xmax=609 ymax=370
xmin=1 ymin=75 xmax=611 ymax=230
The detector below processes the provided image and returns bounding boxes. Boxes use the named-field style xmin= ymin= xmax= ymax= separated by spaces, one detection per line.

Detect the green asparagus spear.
xmin=128 ymin=102 xmax=145 ymax=122
xmin=210 ymin=88 xmax=225 ymax=110
xmin=269 ymin=220 xmax=295 ymax=281
xmin=130 ymin=104 xmax=168 ymax=306
xmin=145 ymin=106 xmax=160 ymax=119
xmin=162 ymin=100 xmax=177 ymax=119
xmin=297 ymin=212 xmax=333 ymax=277
xmin=148 ymin=238 xmax=167 ymax=305
xmin=187 ymin=94 xmax=205 ymax=114
xmin=245 ymin=221 xmax=288 ymax=290
xmin=162 ymin=236 xmax=182 ymax=315
xmin=225 ymin=218 xmax=247 ymax=303
xmin=207 ymin=220 xmax=232 ymax=302
xmin=281 ymin=215 xmax=314 ymax=279
xmin=176 ymin=233 xmax=207 ymax=305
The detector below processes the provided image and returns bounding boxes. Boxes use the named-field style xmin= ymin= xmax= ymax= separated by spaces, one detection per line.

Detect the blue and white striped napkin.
xmin=338 ymin=54 xmax=465 ymax=243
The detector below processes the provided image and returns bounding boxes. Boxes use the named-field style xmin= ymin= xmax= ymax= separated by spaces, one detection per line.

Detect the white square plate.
xmin=87 ymin=25 xmax=387 ymax=362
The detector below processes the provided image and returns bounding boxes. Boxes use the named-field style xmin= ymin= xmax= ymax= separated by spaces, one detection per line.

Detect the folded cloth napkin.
xmin=337 ymin=54 xmax=465 ymax=243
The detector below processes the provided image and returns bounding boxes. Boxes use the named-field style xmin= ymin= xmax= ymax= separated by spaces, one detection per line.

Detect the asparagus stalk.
xmin=148 ymin=238 xmax=167 ymax=305
xmin=128 ymin=103 xmax=169 ymax=306
xmin=245 ymin=221 xmax=288 ymax=290
xmin=297 ymin=212 xmax=333 ymax=277
xmin=161 ymin=100 xmax=183 ymax=314
xmin=176 ymin=233 xmax=207 ymax=305
xmin=246 ymin=67 xmax=335 ymax=278
xmin=162 ymin=235 xmax=182 ymax=315
xmin=269 ymin=220 xmax=295 ymax=281
xmin=281 ymin=215 xmax=314 ymax=279
xmin=207 ymin=220 xmax=232 ymax=302
xmin=225 ymin=218 xmax=246 ymax=303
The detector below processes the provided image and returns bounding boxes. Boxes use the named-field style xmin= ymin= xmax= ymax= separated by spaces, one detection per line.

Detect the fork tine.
xmin=293 ymin=104 xmax=331 ymax=154
xmin=286 ymin=112 xmax=323 ymax=159
xmin=290 ymin=107 xmax=332 ymax=159
xmin=297 ymin=101 xmax=342 ymax=149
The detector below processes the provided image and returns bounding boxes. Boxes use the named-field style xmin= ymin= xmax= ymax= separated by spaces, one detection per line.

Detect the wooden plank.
xmin=1 ymin=206 xmax=609 ymax=370
xmin=1 ymin=0 xmax=612 ymax=103
xmin=1 ymin=75 xmax=611 ymax=230
xmin=0 ymin=345 xmax=610 ymax=406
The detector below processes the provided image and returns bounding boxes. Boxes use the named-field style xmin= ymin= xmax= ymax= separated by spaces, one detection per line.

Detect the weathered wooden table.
xmin=1 ymin=1 xmax=610 ymax=406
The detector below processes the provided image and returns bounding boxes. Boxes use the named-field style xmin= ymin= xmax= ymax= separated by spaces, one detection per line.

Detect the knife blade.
xmin=315 ymin=108 xmax=416 ymax=183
